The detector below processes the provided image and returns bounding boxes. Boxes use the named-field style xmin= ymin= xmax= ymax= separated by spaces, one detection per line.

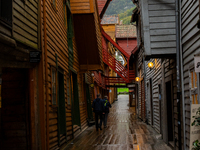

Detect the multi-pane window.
xmin=190 ymin=70 xmax=199 ymax=104
xmin=52 ymin=68 xmax=57 ymax=105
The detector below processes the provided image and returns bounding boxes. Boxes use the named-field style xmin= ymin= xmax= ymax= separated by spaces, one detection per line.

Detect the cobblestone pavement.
xmin=65 ymin=95 xmax=171 ymax=150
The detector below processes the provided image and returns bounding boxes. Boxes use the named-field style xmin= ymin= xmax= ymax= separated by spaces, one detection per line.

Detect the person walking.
xmin=102 ymin=96 xmax=111 ymax=128
xmin=92 ymin=93 xmax=104 ymax=131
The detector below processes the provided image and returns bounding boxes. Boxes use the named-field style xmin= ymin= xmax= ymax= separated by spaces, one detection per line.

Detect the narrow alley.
xmin=64 ymin=95 xmax=171 ymax=150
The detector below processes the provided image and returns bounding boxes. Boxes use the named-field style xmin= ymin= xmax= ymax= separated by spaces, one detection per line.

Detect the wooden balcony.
xmin=72 ymin=0 xmax=103 ymax=71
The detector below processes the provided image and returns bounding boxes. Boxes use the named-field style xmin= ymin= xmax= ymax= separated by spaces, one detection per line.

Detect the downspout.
xmin=179 ymin=0 xmax=186 ymax=149
xmin=176 ymin=0 xmax=182 ymax=149
xmin=143 ymin=56 xmax=147 ymax=123
xmin=43 ymin=0 xmax=49 ymax=149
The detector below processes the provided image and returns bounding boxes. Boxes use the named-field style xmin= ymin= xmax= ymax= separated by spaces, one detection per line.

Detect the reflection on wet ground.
xmin=65 ymin=95 xmax=171 ymax=150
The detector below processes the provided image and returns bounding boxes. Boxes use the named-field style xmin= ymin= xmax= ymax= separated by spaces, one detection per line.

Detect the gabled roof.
xmin=101 ymin=15 xmax=119 ymax=24
xmin=97 ymin=0 xmax=112 ymax=19
xmin=97 ymin=0 xmax=107 ymax=15
xmin=116 ymin=25 xmax=136 ymax=38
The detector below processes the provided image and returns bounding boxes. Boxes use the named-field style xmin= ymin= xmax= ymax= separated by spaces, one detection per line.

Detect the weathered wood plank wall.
xmin=141 ymin=0 xmax=176 ymax=56
xmin=146 ymin=59 xmax=162 ymax=133
xmin=13 ymin=0 xmax=39 ymax=49
xmin=181 ymin=0 xmax=200 ymax=149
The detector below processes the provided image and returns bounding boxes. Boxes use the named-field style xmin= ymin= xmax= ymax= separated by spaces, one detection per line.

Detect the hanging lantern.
xmin=148 ymin=62 xmax=154 ymax=68
xmin=135 ymin=77 xmax=140 ymax=82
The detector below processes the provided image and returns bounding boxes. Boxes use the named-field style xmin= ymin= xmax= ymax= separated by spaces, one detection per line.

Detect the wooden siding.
xmin=42 ymin=0 xmax=72 ymax=149
xmin=70 ymin=0 xmax=94 ymax=14
xmin=140 ymin=0 xmax=176 ymax=56
xmin=93 ymin=0 xmax=103 ymax=70
xmin=181 ymin=0 xmax=200 ymax=149
xmin=137 ymin=48 xmax=144 ymax=119
xmin=13 ymin=0 xmax=39 ymax=49
xmin=146 ymin=59 xmax=162 ymax=133
xmin=102 ymin=24 xmax=116 ymax=40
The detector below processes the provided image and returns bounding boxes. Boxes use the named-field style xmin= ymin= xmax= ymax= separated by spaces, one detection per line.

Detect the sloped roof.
xmin=116 ymin=25 xmax=137 ymax=38
xmin=101 ymin=15 xmax=119 ymax=24
xmin=97 ymin=0 xmax=107 ymax=15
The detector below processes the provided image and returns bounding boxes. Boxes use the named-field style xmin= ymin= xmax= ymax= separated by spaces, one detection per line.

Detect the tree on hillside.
xmin=105 ymin=0 xmax=135 ymax=15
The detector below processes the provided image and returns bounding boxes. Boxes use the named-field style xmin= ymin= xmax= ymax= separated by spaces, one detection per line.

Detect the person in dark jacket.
xmin=92 ymin=93 xmax=104 ymax=131
xmin=102 ymin=96 xmax=111 ymax=128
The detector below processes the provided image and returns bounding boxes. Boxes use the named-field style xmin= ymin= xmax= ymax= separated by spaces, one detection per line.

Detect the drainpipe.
xmin=179 ymin=0 xmax=186 ymax=149
xmin=176 ymin=0 xmax=182 ymax=149
xmin=143 ymin=55 xmax=147 ymax=122
xmin=43 ymin=0 xmax=49 ymax=149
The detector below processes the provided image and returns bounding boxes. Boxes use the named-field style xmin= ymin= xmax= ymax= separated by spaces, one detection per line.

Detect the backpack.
xmin=103 ymin=100 xmax=109 ymax=111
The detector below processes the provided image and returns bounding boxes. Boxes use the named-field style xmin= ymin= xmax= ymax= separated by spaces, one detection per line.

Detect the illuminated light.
xmin=148 ymin=62 xmax=154 ymax=68
xmin=135 ymin=77 xmax=140 ymax=82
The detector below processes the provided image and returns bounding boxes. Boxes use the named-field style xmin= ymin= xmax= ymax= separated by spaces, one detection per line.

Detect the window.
xmin=190 ymin=70 xmax=199 ymax=104
xmin=0 ymin=0 xmax=12 ymax=25
xmin=52 ymin=68 xmax=57 ymax=105
xmin=52 ymin=0 xmax=57 ymax=9
xmin=67 ymin=76 xmax=71 ymax=105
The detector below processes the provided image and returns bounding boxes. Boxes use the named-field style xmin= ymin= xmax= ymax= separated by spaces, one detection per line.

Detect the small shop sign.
xmin=30 ymin=51 xmax=41 ymax=63
xmin=190 ymin=104 xmax=200 ymax=149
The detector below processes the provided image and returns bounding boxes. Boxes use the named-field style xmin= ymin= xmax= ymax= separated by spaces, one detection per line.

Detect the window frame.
xmin=67 ymin=74 xmax=71 ymax=105
xmin=51 ymin=66 xmax=58 ymax=106
xmin=0 ymin=0 xmax=13 ymax=26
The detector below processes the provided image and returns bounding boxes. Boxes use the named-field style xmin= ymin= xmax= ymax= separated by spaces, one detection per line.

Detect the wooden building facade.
xmin=132 ymin=0 xmax=181 ymax=149
xmin=0 ymin=0 xmax=42 ymax=149
xmin=181 ymin=0 xmax=200 ymax=149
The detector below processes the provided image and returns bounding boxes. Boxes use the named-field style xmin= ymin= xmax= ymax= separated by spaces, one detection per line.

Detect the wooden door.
xmin=150 ymin=79 xmax=153 ymax=126
xmin=166 ymin=81 xmax=173 ymax=143
xmin=0 ymin=68 xmax=30 ymax=149
xmin=71 ymin=72 xmax=81 ymax=126
xmin=86 ymin=84 xmax=93 ymax=121
xmin=141 ymin=79 xmax=145 ymax=120
xmin=58 ymin=71 xmax=66 ymax=144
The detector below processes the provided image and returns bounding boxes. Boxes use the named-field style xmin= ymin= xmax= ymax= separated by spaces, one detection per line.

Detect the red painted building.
xmin=116 ymin=25 xmax=137 ymax=56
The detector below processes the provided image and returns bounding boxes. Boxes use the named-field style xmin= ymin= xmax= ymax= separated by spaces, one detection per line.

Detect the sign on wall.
xmin=194 ymin=56 xmax=200 ymax=72
xmin=190 ymin=104 xmax=200 ymax=150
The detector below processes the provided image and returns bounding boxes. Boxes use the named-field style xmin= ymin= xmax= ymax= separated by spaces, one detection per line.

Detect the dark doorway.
xmin=166 ymin=81 xmax=173 ymax=143
xmin=71 ymin=72 xmax=81 ymax=127
xmin=158 ymin=84 xmax=162 ymax=134
xmin=86 ymin=84 xmax=93 ymax=121
xmin=58 ymin=71 xmax=66 ymax=140
xmin=150 ymin=79 xmax=153 ymax=126
xmin=0 ymin=68 xmax=30 ymax=149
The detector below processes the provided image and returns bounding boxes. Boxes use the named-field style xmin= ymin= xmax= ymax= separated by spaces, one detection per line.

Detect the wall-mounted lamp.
xmin=91 ymin=72 xmax=94 ymax=77
xmin=135 ymin=77 xmax=140 ymax=82
xmin=148 ymin=62 xmax=154 ymax=69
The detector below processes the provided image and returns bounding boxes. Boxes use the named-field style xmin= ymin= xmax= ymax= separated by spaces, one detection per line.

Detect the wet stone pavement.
xmin=65 ymin=95 xmax=171 ymax=150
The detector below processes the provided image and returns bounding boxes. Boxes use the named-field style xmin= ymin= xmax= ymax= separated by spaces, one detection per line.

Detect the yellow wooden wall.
xmin=93 ymin=0 xmax=104 ymax=70
xmin=70 ymin=0 xmax=94 ymax=14
xmin=13 ymin=0 xmax=39 ymax=49
xmin=102 ymin=24 xmax=116 ymax=40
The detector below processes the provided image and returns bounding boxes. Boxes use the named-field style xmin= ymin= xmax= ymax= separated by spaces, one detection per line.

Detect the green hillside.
xmin=105 ymin=0 xmax=135 ymax=25
xmin=119 ymin=7 xmax=136 ymax=25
